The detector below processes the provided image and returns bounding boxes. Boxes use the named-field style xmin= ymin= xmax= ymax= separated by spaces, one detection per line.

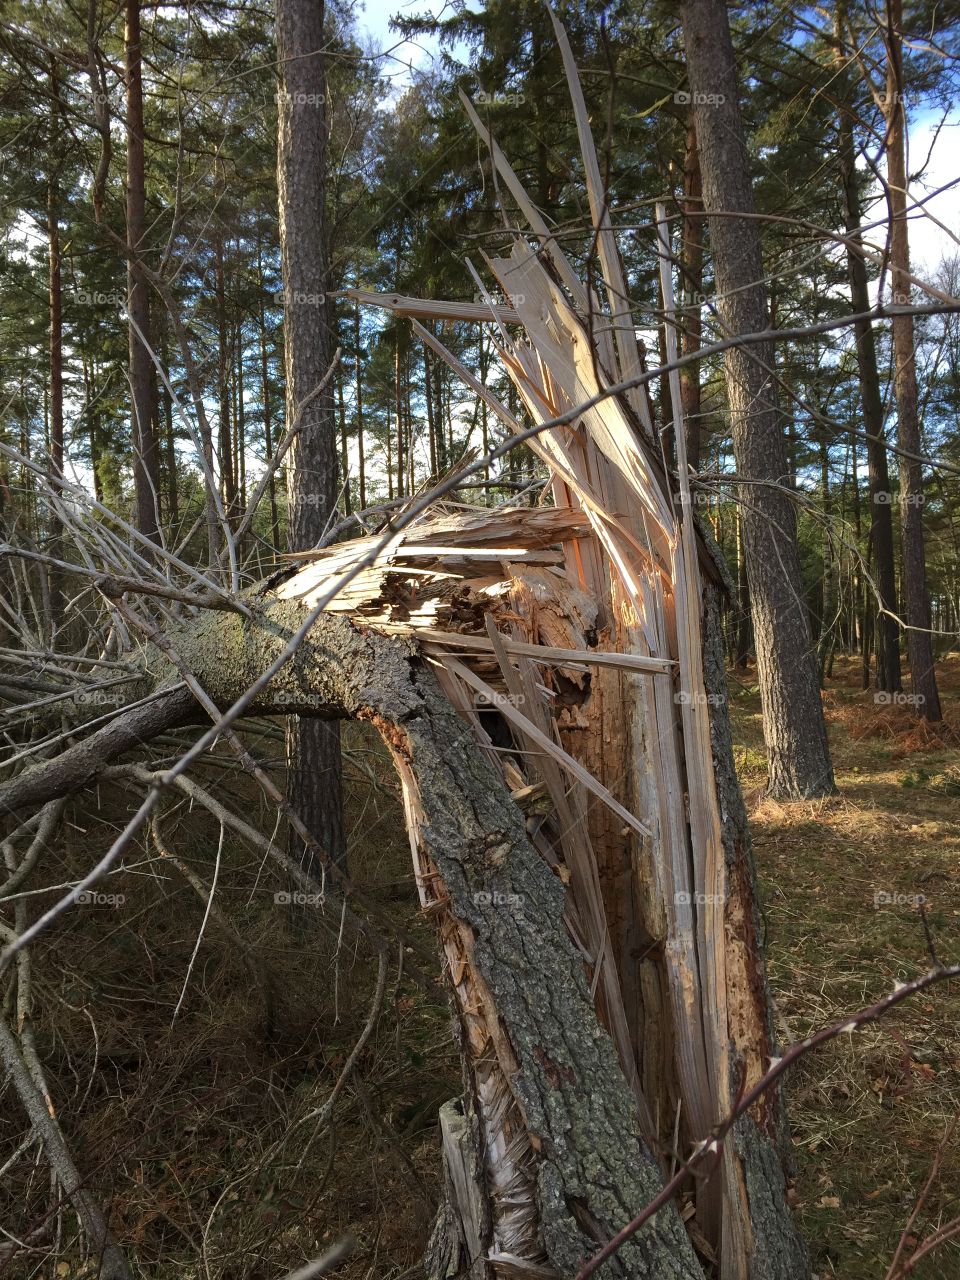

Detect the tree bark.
xmin=338 ymin=371 xmax=351 ymax=515
xmin=159 ymin=323 xmax=179 ymax=527
xmin=353 ymin=305 xmax=366 ymax=509
xmin=214 ymin=231 xmax=238 ymax=525
xmin=734 ymin=508 xmax=752 ymax=668
xmin=817 ymin=438 xmax=835 ymax=684
xmin=46 ymin=66 xmax=65 ymax=643
xmin=276 ymin=0 xmax=346 ymax=868
xmin=883 ymin=0 xmax=942 ymax=720
xmin=257 ymin=250 xmax=281 ymax=553
xmin=124 ymin=0 xmax=161 ymax=546
xmin=395 ymin=330 xmax=405 ymax=498
xmin=679 ymin=114 xmax=705 ymax=473
xmin=680 ymin=0 xmax=835 ymax=798
xmin=835 ymin=29 xmax=901 ymax=692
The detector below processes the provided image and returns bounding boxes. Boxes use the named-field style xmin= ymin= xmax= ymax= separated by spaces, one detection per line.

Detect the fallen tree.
xmin=0 ymin=548 xmax=804 ymax=1279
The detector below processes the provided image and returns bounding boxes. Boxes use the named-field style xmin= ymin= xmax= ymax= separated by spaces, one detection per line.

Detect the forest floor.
xmin=731 ymin=652 xmax=960 ymax=1280
xmin=14 ymin=655 xmax=960 ymax=1280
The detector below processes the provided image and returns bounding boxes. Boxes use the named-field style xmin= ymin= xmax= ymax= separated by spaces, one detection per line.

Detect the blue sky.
xmin=353 ymin=0 xmax=456 ymax=94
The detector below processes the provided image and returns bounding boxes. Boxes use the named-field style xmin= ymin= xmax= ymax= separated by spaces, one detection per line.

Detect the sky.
xmin=899 ymin=110 xmax=960 ymax=278
xmin=353 ymin=0 xmax=459 ymax=95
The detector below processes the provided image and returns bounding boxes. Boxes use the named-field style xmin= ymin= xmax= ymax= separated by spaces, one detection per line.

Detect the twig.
xmin=576 ymin=960 xmax=960 ymax=1279
xmin=884 ymin=1113 xmax=960 ymax=1279
xmin=276 ymin=1235 xmax=356 ymax=1280
xmin=0 ymin=1014 xmax=133 ymax=1280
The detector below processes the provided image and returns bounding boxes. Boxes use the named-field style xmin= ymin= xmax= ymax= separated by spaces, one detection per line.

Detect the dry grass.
xmin=731 ymin=653 xmax=960 ymax=1280
xmin=3 ymin=723 xmax=456 ymax=1280
xmin=6 ymin=662 xmax=960 ymax=1278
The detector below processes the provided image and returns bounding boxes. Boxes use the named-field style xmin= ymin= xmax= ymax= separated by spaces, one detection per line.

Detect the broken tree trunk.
xmin=158 ymin=603 xmax=704 ymax=1279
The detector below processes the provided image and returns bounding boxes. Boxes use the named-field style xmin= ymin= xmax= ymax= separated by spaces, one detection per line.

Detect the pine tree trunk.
xmin=338 ymin=371 xmax=351 ymax=515
xmin=681 ymin=0 xmax=835 ymax=798
xmin=353 ymin=305 xmax=366 ymax=510
xmin=735 ymin=510 xmax=752 ymax=668
xmin=46 ymin=84 xmax=64 ymax=643
xmin=883 ymin=0 xmax=942 ymax=721
xmin=236 ymin=330 xmax=247 ymax=515
xmin=817 ymin=439 xmax=834 ymax=683
xmin=837 ymin=74 xmax=901 ymax=692
xmin=124 ymin=0 xmax=161 ymax=546
xmin=159 ymin=325 xmax=179 ymax=527
xmin=256 ymin=265 xmax=281 ymax=553
xmin=680 ymin=114 xmax=705 ymax=473
xmin=276 ymin=0 xmax=346 ymax=869
xmin=395 ymin=333 xmax=405 ymax=498
xmin=214 ymin=233 xmax=237 ymax=525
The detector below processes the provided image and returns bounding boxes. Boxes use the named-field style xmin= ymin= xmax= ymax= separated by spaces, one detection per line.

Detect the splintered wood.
xmin=303 ymin=33 xmax=772 ymax=1280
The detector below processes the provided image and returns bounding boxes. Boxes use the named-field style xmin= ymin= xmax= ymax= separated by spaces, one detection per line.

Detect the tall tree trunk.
xmin=353 ymin=305 xmax=366 ymax=510
xmin=680 ymin=114 xmax=705 ymax=472
xmin=257 ymin=259 xmax=281 ymax=553
xmin=681 ymin=0 xmax=835 ymax=798
xmin=735 ymin=508 xmax=752 ymax=667
xmin=236 ymin=329 xmax=247 ymax=529
xmin=394 ymin=332 xmax=405 ymax=498
xmin=82 ymin=354 xmax=105 ymax=506
xmin=883 ymin=0 xmax=942 ymax=721
xmin=338 ymin=370 xmax=351 ymax=515
xmin=46 ymin=74 xmax=64 ymax=644
xmin=159 ymin=325 xmax=178 ymax=527
xmin=214 ymin=233 xmax=237 ymax=525
xmin=124 ymin=0 xmax=161 ymax=546
xmin=817 ymin=438 xmax=835 ymax=683
xmin=835 ymin=44 xmax=901 ymax=692
xmin=425 ymin=344 xmax=437 ymax=480
xmin=276 ymin=0 xmax=346 ymax=869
